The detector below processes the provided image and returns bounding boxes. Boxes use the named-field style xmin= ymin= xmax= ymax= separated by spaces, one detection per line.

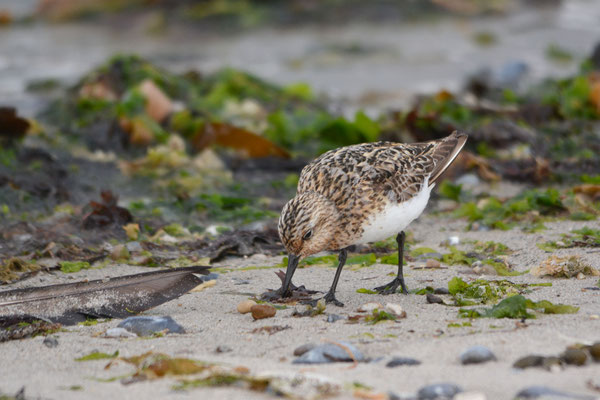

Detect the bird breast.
xmin=356 ymin=183 xmax=433 ymax=244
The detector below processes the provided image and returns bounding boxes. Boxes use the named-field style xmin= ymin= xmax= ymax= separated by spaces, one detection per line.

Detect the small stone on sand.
xmin=251 ymin=304 xmax=276 ymax=320
xmin=237 ymin=300 xmax=257 ymax=314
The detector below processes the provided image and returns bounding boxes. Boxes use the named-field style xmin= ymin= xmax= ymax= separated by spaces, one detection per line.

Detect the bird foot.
xmin=323 ymin=291 xmax=344 ymax=307
xmin=374 ymin=278 xmax=408 ymax=295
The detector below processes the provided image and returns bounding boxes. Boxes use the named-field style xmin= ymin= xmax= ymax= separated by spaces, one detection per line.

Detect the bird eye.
xmin=302 ymin=230 xmax=313 ymax=240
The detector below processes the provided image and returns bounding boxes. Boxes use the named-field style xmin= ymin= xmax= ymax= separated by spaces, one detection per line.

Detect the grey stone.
xmin=418 ymin=383 xmax=463 ymax=399
xmin=326 ymin=314 xmax=344 ymax=323
xmin=460 ymin=346 xmax=497 ymax=365
xmin=216 ymin=345 xmax=232 ymax=353
xmin=386 ymin=357 xmax=421 ymax=367
xmin=293 ymin=341 xmax=364 ymax=364
xmin=426 ymin=293 xmax=444 ymax=304
xmin=117 ymin=316 xmax=184 ymax=336
xmin=43 ymin=336 xmax=58 ymax=348
xmin=514 ymin=386 xmax=596 ymax=399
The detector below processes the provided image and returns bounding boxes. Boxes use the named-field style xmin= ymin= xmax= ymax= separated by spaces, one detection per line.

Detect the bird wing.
xmin=297 ymin=131 xmax=467 ymax=207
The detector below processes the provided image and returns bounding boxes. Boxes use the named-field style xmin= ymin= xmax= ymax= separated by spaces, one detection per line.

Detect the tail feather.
xmin=428 ymin=131 xmax=468 ymax=185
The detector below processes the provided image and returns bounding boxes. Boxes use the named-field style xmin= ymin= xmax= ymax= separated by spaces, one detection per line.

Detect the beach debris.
xmin=0 ymin=258 xmax=41 ymax=284
xmin=292 ymin=300 xmax=326 ymax=317
xmin=215 ymin=345 xmax=232 ymax=353
xmin=262 ymin=270 xmax=319 ymax=303
xmin=384 ymin=303 xmax=407 ymax=318
xmin=459 ymin=346 xmax=496 ymax=365
xmin=513 ymin=386 xmax=597 ymax=399
xmin=103 ymin=350 xmax=341 ymax=397
xmin=513 ymin=342 xmax=600 ymax=370
xmin=192 ymin=122 xmax=290 ymax=159
xmin=251 ymin=304 xmax=276 ymax=320
xmin=118 ymin=316 xmax=185 ymax=336
xmin=237 ymin=300 xmax=257 ymax=314
xmin=43 ymin=336 xmax=59 ymax=348
xmin=358 ymin=302 xmax=383 ymax=313
xmin=386 ymin=357 xmax=421 ymax=367
xmin=294 ymin=343 xmax=317 ymax=356
xmin=293 ymin=341 xmax=364 ymax=364
xmin=0 ymin=265 xmax=210 ymax=326
xmin=417 ymin=382 xmax=463 ymax=399
xmin=195 ymin=228 xmax=282 ymax=262
xmin=459 ymin=295 xmax=578 ymax=319
xmin=426 ymin=293 xmax=444 ymax=304
xmin=82 ymin=190 xmax=133 ymax=229
xmin=76 ymin=350 xmax=119 ymax=362
xmin=0 ymin=107 xmax=30 ymax=144
xmin=531 ymin=255 xmax=598 ymax=278
xmin=326 ymin=314 xmax=344 ymax=323
xmin=250 ymin=325 xmax=290 ymax=335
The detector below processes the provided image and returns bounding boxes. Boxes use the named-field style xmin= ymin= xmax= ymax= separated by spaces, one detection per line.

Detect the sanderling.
xmin=277 ymin=130 xmax=468 ymax=306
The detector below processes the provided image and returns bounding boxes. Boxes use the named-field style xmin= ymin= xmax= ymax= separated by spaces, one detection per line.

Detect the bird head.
xmin=277 ymin=191 xmax=341 ymax=295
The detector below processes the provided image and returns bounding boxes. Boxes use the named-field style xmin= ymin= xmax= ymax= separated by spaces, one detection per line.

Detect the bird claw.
xmin=323 ymin=292 xmax=344 ymax=307
xmin=374 ymin=278 xmax=408 ymax=295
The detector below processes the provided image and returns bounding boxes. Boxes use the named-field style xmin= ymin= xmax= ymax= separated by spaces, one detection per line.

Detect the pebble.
xmin=454 ymin=392 xmax=486 ymax=400
xmin=513 ymin=355 xmax=545 ymax=369
xmin=293 ymin=343 xmax=317 ymax=356
xmin=460 ymin=346 xmax=496 ymax=365
xmin=215 ymin=345 xmax=232 ymax=353
xmin=560 ymin=348 xmax=587 ymax=366
xmin=426 ymin=293 xmax=444 ymax=304
xmin=293 ymin=341 xmax=364 ymax=364
xmin=426 ymin=259 xmax=441 ymax=268
xmin=43 ymin=336 xmax=58 ymax=348
xmin=251 ymin=304 xmax=276 ymax=320
xmin=417 ymin=383 xmax=463 ymax=399
xmin=237 ymin=300 xmax=257 ymax=314
xmin=358 ymin=302 xmax=383 ymax=312
xmin=104 ymin=327 xmax=138 ymax=338
xmin=513 ymin=386 xmax=595 ymax=399
xmin=386 ymin=357 xmax=421 ymax=367
xmin=326 ymin=314 xmax=344 ymax=323
xmin=385 ymin=303 xmax=407 ymax=318
xmin=434 ymin=287 xmax=450 ymax=295
xmin=117 ymin=316 xmax=185 ymax=336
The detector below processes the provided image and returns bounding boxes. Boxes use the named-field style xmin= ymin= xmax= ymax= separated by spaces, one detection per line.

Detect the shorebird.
xmin=277 ymin=131 xmax=468 ymax=306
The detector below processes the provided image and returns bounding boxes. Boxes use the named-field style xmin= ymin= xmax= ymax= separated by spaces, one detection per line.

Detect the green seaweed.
xmin=459 ymin=295 xmax=578 ymax=319
xmin=59 ymin=261 xmax=91 ymax=273
xmin=75 ymin=350 xmax=119 ymax=362
xmin=365 ymin=309 xmax=396 ymax=325
xmin=356 ymin=288 xmax=378 ymax=294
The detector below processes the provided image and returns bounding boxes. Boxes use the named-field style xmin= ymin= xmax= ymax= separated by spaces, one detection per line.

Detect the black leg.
xmin=323 ymin=248 xmax=348 ymax=307
xmin=374 ymin=231 xmax=409 ymax=294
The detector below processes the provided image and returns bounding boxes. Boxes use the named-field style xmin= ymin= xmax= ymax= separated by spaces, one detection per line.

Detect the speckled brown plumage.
xmin=279 ymin=131 xmax=468 ymax=258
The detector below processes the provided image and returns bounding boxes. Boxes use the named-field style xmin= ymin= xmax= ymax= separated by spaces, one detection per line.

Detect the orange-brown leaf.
xmin=193 ymin=122 xmax=289 ymax=159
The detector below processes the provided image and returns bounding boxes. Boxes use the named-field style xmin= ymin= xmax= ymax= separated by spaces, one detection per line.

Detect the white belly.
xmin=356 ymin=184 xmax=433 ymax=244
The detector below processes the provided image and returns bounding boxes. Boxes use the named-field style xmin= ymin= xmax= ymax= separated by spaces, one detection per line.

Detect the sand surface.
xmin=1 ymin=213 xmax=599 ymax=400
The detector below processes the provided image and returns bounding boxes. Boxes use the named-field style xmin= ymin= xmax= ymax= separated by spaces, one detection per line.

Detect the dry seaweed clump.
xmin=531 ymin=255 xmax=599 ymax=278
xmin=0 ymin=258 xmax=41 ymax=283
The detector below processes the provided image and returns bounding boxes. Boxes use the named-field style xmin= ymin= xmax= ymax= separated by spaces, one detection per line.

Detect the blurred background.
xmin=1 ymin=0 xmax=599 ymax=264
xmin=1 ymin=0 xmax=599 ymax=116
